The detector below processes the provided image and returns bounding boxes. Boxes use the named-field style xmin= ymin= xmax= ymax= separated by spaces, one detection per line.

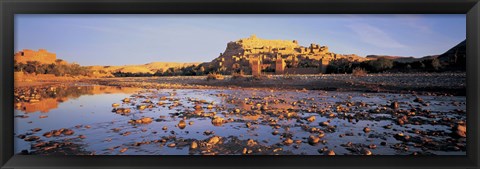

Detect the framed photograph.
xmin=1 ymin=0 xmax=479 ymax=168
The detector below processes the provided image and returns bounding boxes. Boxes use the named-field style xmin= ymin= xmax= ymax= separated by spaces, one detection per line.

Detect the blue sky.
xmin=15 ymin=14 xmax=466 ymax=66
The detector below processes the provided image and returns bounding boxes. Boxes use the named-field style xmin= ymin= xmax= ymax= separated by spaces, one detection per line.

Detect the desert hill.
xmin=88 ymin=62 xmax=200 ymax=74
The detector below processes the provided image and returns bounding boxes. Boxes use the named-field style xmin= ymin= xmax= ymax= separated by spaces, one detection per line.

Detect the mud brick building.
xmin=211 ymin=35 xmax=366 ymax=75
xmin=14 ymin=49 xmax=57 ymax=64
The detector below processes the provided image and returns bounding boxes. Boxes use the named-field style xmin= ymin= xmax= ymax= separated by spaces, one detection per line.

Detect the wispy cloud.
xmin=396 ymin=15 xmax=432 ymax=33
xmin=347 ymin=23 xmax=407 ymax=48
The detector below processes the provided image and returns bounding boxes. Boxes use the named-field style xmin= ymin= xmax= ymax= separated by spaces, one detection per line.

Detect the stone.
xmin=208 ymin=136 xmax=221 ymax=145
xmin=453 ymin=123 xmax=467 ymax=138
xmin=363 ymin=127 xmax=371 ymax=133
xmin=190 ymin=141 xmax=198 ymax=149
xmin=211 ymin=117 xmax=225 ymax=126
xmin=62 ymin=129 xmax=74 ymax=135
xmin=320 ymin=121 xmax=329 ymax=126
xmin=119 ymin=148 xmax=128 ymax=153
xmin=178 ymin=120 xmax=186 ymax=129
xmin=413 ymin=97 xmax=423 ymax=103
xmin=308 ymin=135 xmax=320 ymax=145
xmin=361 ymin=148 xmax=372 ymax=155
xmin=283 ymin=138 xmax=294 ymax=145
xmin=24 ymin=136 xmax=40 ymax=142
xmin=247 ymin=139 xmax=257 ymax=147
xmin=390 ymin=101 xmax=399 ymax=109
xmin=306 ymin=116 xmax=316 ymax=122
xmin=325 ymin=150 xmax=335 ymax=155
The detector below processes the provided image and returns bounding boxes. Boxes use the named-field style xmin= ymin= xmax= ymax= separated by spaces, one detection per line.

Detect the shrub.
xmin=352 ymin=67 xmax=367 ymax=76
xmin=283 ymin=73 xmax=294 ymax=80
xmin=206 ymin=72 xmax=224 ymax=81
xmin=232 ymin=70 xmax=245 ymax=79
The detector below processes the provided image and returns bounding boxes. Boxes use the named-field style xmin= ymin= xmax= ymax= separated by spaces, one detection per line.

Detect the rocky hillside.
xmin=438 ymin=40 xmax=466 ymax=64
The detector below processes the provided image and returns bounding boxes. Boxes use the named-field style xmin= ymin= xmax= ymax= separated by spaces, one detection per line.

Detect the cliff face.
xmin=14 ymin=49 xmax=58 ymax=64
xmin=209 ymin=35 xmax=367 ymax=74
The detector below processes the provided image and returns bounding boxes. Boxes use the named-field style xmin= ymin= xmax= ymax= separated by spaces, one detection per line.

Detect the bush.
xmin=206 ymin=72 xmax=224 ymax=81
xmin=232 ymin=70 xmax=245 ymax=79
xmin=283 ymin=73 xmax=294 ymax=80
xmin=352 ymin=67 xmax=367 ymax=76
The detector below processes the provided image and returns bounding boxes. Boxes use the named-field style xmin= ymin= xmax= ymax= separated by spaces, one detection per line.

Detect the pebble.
xmin=208 ymin=136 xmax=221 ymax=145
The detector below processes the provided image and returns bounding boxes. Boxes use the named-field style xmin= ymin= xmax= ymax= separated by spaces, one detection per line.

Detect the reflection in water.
xmin=14 ymin=85 xmax=141 ymax=113
xmin=14 ymin=85 xmax=467 ymax=155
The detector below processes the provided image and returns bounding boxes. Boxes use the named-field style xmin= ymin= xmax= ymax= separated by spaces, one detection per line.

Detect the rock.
xmin=394 ymin=133 xmax=410 ymax=141
xmin=140 ymin=117 xmax=153 ymax=124
xmin=207 ymin=104 xmax=214 ymax=109
xmin=361 ymin=148 xmax=372 ymax=155
xmin=178 ymin=120 xmax=186 ymax=129
xmin=190 ymin=141 xmax=198 ymax=149
xmin=17 ymin=134 xmax=26 ymax=139
xmin=306 ymin=116 xmax=316 ymax=122
xmin=413 ymin=97 xmax=423 ymax=103
xmin=363 ymin=127 xmax=371 ymax=133
xmin=119 ymin=148 xmax=128 ymax=153
xmin=137 ymin=105 xmax=147 ymax=110
xmin=122 ymin=98 xmax=130 ymax=103
xmin=114 ymin=108 xmax=131 ymax=115
xmin=112 ymin=103 xmax=120 ymax=108
xmin=194 ymin=104 xmax=202 ymax=110
xmin=31 ymin=128 xmax=42 ymax=132
xmin=162 ymin=126 xmax=168 ymax=130
xmin=188 ymin=121 xmax=194 ymax=125
xmin=62 ymin=129 xmax=74 ymax=135
xmin=211 ymin=117 xmax=224 ymax=126
xmin=78 ymin=135 xmax=86 ymax=139
xmin=325 ymin=150 xmax=335 ymax=155
xmin=24 ymin=136 xmax=40 ymax=142
xmin=242 ymin=148 xmax=248 ymax=154
xmin=452 ymin=123 xmax=467 ymax=138
xmin=39 ymin=115 xmax=48 ymax=119
xmin=368 ymin=144 xmax=377 ymax=149
xmin=208 ymin=136 xmax=221 ymax=145
xmin=272 ymin=130 xmax=279 ymax=135
xmin=168 ymin=143 xmax=176 ymax=147
xmin=204 ymin=130 xmax=214 ymax=135
xmin=319 ymin=121 xmax=329 ymax=126
xmin=308 ymin=135 xmax=320 ymax=145
xmin=43 ymin=132 xmax=53 ymax=138
xmin=390 ymin=101 xmax=399 ymax=109
xmin=283 ymin=138 xmax=293 ymax=145
xmin=247 ymin=139 xmax=257 ymax=147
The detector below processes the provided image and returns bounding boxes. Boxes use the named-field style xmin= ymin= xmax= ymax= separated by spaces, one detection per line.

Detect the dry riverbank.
xmin=83 ymin=73 xmax=466 ymax=96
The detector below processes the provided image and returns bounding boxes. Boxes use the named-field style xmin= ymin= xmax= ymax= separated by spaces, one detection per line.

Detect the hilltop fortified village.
xmin=210 ymin=35 xmax=366 ymax=75
xmin=14 ymin=49 xmax=58 ymax=64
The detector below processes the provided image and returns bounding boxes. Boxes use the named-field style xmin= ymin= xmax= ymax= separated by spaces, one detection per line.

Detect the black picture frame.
xmin=1 ymin=0 xmax=479 ymax=169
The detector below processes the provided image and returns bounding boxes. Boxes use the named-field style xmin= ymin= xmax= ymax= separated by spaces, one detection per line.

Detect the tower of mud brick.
xmin=275 ymin=56 xmax=286 ymax=75
xmin=250 ymin=57 xmax=261 ymax=76
xmin=319 ymin=58 xmax=329 ymax=74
